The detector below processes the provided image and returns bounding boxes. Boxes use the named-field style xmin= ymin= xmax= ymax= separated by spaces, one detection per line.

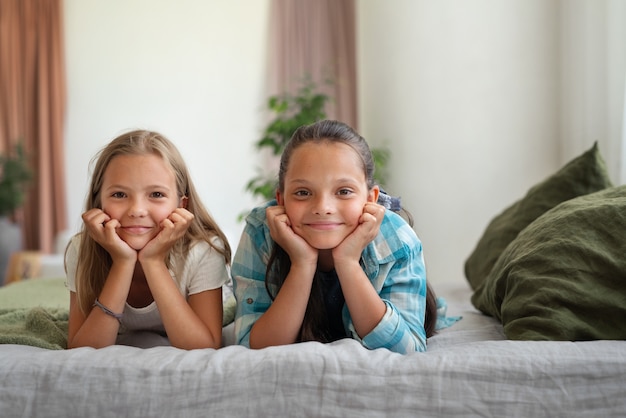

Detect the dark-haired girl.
xmin=233 ymin=120 xmax=441 ymax=354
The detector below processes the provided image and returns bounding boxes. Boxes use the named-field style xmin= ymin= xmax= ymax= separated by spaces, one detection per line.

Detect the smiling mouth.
xmin=122 ymin=226 xmax=154 ymax=234
xmin=305 ymin=222 xmax=342 ymax=231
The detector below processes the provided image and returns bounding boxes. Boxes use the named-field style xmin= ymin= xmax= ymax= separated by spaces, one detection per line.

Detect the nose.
xmin=312 ymin=194 xmax=334 ymax=215
xmin=128 ymin=197 xmax=148 ymax=217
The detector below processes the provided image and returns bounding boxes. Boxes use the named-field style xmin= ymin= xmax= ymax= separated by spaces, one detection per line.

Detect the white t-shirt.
xmin=65 ymin=234 xmax=231 ymax=337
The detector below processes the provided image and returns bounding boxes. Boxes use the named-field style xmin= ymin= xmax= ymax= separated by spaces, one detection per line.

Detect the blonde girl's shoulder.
xmin=64 ymin=234 xmax=82 ymax=291
xmin=182 ymin=235 xmax=229 ymax=266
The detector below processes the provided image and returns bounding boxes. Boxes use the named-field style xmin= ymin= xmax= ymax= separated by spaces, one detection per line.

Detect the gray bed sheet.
xmin=1 ymin=280 xmax=625 ymax=417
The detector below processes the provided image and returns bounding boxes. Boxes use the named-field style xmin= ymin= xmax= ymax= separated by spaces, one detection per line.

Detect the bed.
xmin=1 ymin=143 xmax=625 ymax=417
xmin=0 ymin=276 xmax=624 ymax=417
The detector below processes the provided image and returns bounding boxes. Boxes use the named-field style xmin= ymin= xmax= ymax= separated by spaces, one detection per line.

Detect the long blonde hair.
xmin=72 ymin=130 xmax=231 ymax=314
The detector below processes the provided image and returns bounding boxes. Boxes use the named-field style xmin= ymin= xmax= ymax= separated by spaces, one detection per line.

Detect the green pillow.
xmin=471 ymin=185 xmax=626 ymax=340
xmin=464 ymin=142 xmax=612 ymax=290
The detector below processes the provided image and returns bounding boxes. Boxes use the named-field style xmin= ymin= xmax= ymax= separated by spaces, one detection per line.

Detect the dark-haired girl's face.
xmin=277 ymin=141 xmax=378 ymax=250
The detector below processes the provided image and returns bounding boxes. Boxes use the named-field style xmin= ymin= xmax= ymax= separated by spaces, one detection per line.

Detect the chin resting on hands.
xmin=333 ymin=203 xmax=385 ymax=262
xmin=138 ymin=208 xmax=194 ymax=261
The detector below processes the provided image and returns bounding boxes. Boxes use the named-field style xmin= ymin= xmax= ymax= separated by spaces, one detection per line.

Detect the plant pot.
xmin=0 ymin=217 xmax=23 ymax=285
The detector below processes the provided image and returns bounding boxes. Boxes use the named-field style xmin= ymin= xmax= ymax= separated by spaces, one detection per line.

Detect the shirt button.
xmin=246 ymin=298 xmax=253 ymax=304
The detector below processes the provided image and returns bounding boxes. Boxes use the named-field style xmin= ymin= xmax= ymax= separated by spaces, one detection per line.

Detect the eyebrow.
xmin=286 ymin=178 xmax=363 ymax=188
xmin=103 ymin=183 xmax=173 ymax=191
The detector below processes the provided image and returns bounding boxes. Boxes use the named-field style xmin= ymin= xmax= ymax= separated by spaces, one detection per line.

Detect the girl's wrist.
xmin=333 ymin=259 xmax=363 ymax=278
xmin=288 ymin=261 xmax=317 ymax=280
xmin=110 ymin=249 xmax=138 ymax=265
xmin=138 ymin=257 xmax=169 ymax=275
xmin=110 ymin=257 xmax=137 ymax=271
xmin=93 ymin=298 xmax=123 ymax=323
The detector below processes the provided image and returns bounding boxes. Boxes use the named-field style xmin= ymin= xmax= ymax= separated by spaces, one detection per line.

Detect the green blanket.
xmin=471 ymin=186 xmax=626 ymax=340
xmin=0 ymin=307 xmax=68 ymax=349
xmin=0 ymin=277 xmax=69 ymax=349
xmin=0 ymin=277 xmax=237 ymax=349
xmin=0 ymin=277 xmax=68 ymax=309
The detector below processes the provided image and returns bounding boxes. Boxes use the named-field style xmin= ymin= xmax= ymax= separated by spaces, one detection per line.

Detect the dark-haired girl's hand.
xmin=138 ymin=207 xmax=194 ymax=263
xmin=82 ymin=208 xmax=137 ymax=263
xmin=249 ymin=205 xmax=319 ymax=348
xmin=332 ymin=202 xmax=385 ymax=265
xmin=266 ymin=205 xmax=318 ymax=267
xmin=332 ymin=202 xmax=387 ymax=340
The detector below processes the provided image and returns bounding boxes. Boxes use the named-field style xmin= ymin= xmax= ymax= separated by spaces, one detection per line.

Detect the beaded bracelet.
xmin=93 ymin=298 xmax=123 ymax=323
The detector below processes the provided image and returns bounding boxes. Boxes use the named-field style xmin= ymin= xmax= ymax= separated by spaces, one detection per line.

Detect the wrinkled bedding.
xmin=1 ymin=280 xmax=625 ymax=417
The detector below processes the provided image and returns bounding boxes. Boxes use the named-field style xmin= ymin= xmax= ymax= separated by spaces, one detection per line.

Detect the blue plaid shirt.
xmin=232 ymin=201 xmax=429 ymax=354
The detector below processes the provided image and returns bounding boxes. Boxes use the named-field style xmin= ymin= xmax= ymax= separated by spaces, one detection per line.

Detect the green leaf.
xmin=0 ymin=142 xmax=33 ymax=216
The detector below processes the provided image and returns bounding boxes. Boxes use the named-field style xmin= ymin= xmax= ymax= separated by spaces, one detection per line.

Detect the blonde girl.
xmin=66 ymin=130 xmax=231 ymax=349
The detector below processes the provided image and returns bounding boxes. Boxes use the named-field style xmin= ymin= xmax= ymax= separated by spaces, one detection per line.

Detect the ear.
xmin=275 ymin=190 xmax=284 ymax=205
xmin=180 ymin=196 xmax=189 ymax=209
xmin=368 ymin=185 xmax=380 ymax=203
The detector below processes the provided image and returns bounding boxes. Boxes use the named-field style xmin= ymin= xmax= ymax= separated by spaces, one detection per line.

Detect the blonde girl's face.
xmin=100 ymin=153 xmax=182 ymax=250
xmin=277 ymin=141 xmax=378 ymax=250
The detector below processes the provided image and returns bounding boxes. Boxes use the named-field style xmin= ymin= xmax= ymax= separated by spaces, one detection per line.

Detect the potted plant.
xmin=0 ymin=142 xmax=33 ymax=284
xmin=243 ymin=81 xmax=390 ymax=216
xmin=0 ymin=142 xmax=33 ymax=217
xmin=245 ymin=81 xmax=329 ymax=202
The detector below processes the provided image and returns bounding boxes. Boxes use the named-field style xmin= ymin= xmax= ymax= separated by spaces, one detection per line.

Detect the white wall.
xmin=63 ymin=1 xmax=624 ymax=286
xmin=357 ymin=1 xmax=561 ymax=283
xmin=64 ymin=0 xmax=270 ymax=247
xmin=356 ymin=0 xmax=625 ymax=284
xmin=559 ymin=0 xmax=626 ymax=180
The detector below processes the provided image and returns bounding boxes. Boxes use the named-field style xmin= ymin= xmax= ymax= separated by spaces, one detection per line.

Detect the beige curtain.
xmin=268 ymin=0 xmax=358 ymax=129
xmin=0 ymin=0 xmax=67 ymax=253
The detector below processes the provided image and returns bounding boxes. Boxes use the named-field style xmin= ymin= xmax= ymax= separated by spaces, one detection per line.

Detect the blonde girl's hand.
xmin=82 ymin=208 xmax=137 ymax=262
xmin=138 ymin=207 xmax=194 ymax=262
xmin=333 ymin=202 xmax=385 ymax=264
xmin=266 ymin=205 xmax=318 ymax=266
